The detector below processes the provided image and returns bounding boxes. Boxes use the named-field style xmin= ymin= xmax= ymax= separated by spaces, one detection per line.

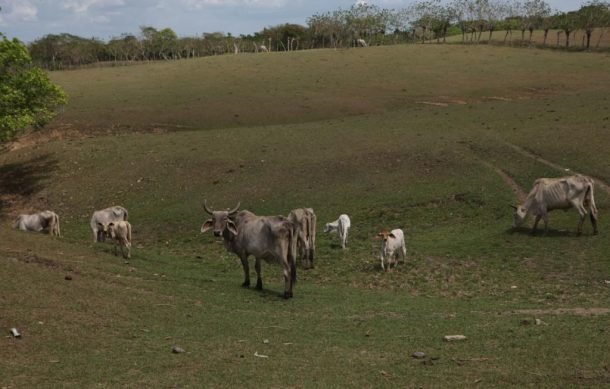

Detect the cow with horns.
xmin=201 ymin=201 xmax=298 ymax=299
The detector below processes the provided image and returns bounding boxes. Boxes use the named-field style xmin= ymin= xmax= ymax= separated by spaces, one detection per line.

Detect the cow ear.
xmin=108 ymin=222 xmax=114 ymax=227
xmin=389 ymin=233 xmax=396 ymax=239
xmin=97 ymin=222 xmax=103 ymax=227
xmin=201 ymin=219 xmax=213 ymax=233
xmin=226 ymin=220 xmax=238 ymax=236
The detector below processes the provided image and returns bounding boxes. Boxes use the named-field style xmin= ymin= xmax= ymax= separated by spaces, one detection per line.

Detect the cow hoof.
xmin=593 ymin=231 xmax=599 ymax=235
xmin=241 ymin=281 xmax=250 ymax=288
xmin=255 ymin=282 xmax=263 ymax=290
xmin=283 ymin=292 xmax=290 ymax=299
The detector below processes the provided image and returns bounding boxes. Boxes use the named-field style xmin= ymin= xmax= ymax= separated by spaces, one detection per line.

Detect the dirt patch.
xmin=510 ymin=307 xmax=610 ymax=316
xmin=501 ymin=141 xmax=610 ymax=196
xmin=416 ymin=101 xmax=449 ymax=107
xmin=4 ymin=251 xmax=59 ymax=268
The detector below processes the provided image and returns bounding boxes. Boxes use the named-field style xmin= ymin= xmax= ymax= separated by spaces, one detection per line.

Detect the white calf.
xmin=324 ymin=214 xmax=351 ymax=249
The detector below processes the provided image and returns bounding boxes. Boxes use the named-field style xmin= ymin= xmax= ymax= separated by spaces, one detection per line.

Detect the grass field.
xmin=1 ymin=44 xmax=610 ymax=387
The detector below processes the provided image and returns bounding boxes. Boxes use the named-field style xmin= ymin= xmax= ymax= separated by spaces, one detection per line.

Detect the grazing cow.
xmin=97 ymin=220 xmax=132 ymax=259
xmin=377 ymin=229 xmax=406 ymax=271
xmin=512 ymin=174 xmax=598 ymax=235
xmin=201 ymin=201 xmax=297 ymax=299
xmin=324 ymin=214 xmax=351 ymax=249
xmin=90 ymin=206 xmax=128 ymax=242
xmin=13 ymin=210 xmax=60 ymax=236
xmin=288 ymin=208 xmax=317 ymax=268
xmin=356 ymin=38 xmax=368 ymax=47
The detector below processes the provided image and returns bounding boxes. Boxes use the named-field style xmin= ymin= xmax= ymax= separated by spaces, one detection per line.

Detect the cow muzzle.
xmin=213 ymin=230 xmax=222 ymax=237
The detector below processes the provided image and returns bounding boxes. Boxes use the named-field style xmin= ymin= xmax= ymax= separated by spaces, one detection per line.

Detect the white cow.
xmin=324 ymin=214 xmax=351 ymax=249
xmin=91 ymin=206 xmax=129 ymax=242
xmin=14 ymin=210 xmax=60 ymax=236
xmin=356 ymin=38 xmax=368 ymax=47
xmin=377 ymin=229 xmax=406 ymax=271
xmin=512 ymin=174 xmax=598 ymax=235
xmin=97 ymin=220 xmax=132 ymax=259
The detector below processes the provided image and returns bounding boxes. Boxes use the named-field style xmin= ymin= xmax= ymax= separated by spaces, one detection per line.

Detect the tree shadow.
xmin=0 ymin=154 xmax=58 ymax=216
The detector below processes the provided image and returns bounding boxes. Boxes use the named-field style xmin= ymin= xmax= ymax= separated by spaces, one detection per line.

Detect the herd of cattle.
xmin=12 ymin=174 xmax=599 ymax=298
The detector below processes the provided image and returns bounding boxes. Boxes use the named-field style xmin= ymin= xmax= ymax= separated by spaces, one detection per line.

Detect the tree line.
xmin=27 ymin=0 xmax=610 ymax=70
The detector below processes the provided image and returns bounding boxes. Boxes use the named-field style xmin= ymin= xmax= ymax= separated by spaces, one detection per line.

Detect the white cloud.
xmin=61 ymin=0 xmax=125 ymax=14
xmin=182 ymin=0 xmax=288 ymax=10
xmin=0 ymin=0 xmax=38 ymax=24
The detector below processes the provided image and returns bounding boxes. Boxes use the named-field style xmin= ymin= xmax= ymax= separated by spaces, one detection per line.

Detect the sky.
xmin=0 ymin=0 xmax=581 ymax=43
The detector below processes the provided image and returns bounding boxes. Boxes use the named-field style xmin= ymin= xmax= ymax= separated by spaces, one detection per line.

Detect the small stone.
xmin=9 ymin=328 xmax=21 ymax=338
xmin=511 ymin=285 xmax=517 ymax=289
xmin=263 ymin=339 xmax=269 ymax=344
xmin=443 ymin=335 xmax=467 ymax=342
xmin=64 ymin=275 xmax=72 ymax=281
xmin=412 ymin=351 xmax=426 ymax=359
xmin=535 ymin=318 xmax=547 ymax=326
xmin=172 ymin=346 xmax=185 ymax=354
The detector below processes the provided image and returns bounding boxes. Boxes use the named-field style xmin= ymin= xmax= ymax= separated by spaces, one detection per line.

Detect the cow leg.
xmin=240 ymin=256 xmax=250 ymax=287
xmin=380 ymin=254 xmax=385 ymax=271
xmin=282 ymin=263 xmax=292 ymax=299
xmin=93 ymin=228 xmax=99 ymax=243
xmin=590 ymin=212 xmax=598 ymax=235
xmin=254 ymin=258 xmax=263 ymax=290
xmin=576 ymin=205 xmax=587 ymax=235
xmin=531 ymin=216 xmax=541 ymax=235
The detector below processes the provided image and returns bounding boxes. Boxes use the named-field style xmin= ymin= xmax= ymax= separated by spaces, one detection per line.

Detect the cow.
xmin=377 ymin=229 xmax=406 ymax=271
xmin=324 ymin=214 xmax=351 ymax=249
xmin=90 ymin=206 xmax=128 ymax=242
xmin=511 ymin=174 xmax=598 ymax=235
xmin=13 ymin=210 xmax=60 ymax=236
xmin=356 ymin=38 xmax=368 ymax=47
xmin=287 ymin=208 xmax=316 ymax=268
xmin=201 ymin=201 xmax=297 ymax=299
xmin=97 ymin=220 xmax=132 ymax=260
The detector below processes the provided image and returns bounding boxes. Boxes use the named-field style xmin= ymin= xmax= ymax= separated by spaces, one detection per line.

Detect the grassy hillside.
xmin=1 ymin=45 xmax=609 ymax=387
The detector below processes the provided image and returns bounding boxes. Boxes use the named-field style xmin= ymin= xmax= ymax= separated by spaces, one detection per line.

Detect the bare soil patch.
xmin=510 ymin=308 xmax=610 ymax=316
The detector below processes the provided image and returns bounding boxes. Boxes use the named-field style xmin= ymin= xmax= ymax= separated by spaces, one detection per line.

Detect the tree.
xmin=523 ymin=0 xmax=551 ymax=43
xmin=0 ymin=34 xmax=68 ymax=141
xmin=554 ymin=11 xmax=577 ymax=48
xmin=577 ymin=1 xmax=610 ymax=50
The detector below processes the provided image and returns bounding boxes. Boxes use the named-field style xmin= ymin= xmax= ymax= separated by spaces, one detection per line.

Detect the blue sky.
xmin=1 ymin=0 xmax=581 ymax=43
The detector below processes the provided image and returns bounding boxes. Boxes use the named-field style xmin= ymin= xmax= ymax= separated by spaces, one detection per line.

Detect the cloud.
xmin=182 ymin=0 xmax=288 ymax=10
xmin=0 ymin=0 xmax=38 ymax=24
xmin=61 ymin=0 xmax=126 ymax=14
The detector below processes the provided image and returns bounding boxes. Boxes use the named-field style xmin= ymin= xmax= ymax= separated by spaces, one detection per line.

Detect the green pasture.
xmin=1 ymin=44 xmax=609 ymax=387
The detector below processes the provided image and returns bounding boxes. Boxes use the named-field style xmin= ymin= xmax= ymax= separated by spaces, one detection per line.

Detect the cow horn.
xmin=228 ymin=202 xmax=241 ymax=215
xmin=509 ymin=204 xmax=518 ymax=210
xmin=203 ymin=200 xmax=214 ymax=215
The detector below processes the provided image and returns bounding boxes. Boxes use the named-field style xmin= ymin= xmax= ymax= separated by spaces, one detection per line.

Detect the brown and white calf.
xmin=377 ymin=229 xmax=406 ymax=271
xmin=98 ymin=220 xmax=132 ymax=259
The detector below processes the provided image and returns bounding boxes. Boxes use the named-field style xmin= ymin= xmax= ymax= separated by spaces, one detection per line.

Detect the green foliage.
xmin=0 ymin=33 xmax=67 ymax=142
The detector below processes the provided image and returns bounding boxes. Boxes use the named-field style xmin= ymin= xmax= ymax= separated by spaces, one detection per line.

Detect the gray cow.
xmin=201 ymin=201 xmax=297 ymax=299
xmin=288 ymin=208 xmax=316 ymax=268
xmin=14 ymin=210 xmax=60 ymax=236
xmin=91 ymin=206 xmax=129 ymax=242
xmin=512 ymin=174 xmax=598 ymax=235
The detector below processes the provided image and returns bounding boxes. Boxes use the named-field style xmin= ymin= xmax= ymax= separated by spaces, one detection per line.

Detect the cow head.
xmin=510 ymin=204 xmax=527 ymax=228
xmin=201 ymin=200 xmax=240 ymax=237
xmin=377 ymin=230 xmax=396 ymax=243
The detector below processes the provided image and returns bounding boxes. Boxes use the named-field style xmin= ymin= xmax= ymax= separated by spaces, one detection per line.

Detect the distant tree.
xmin=0 ymin=34 xmax=67 ymax=141
xmin=577 ymin=1 xmax=610 ymax=50
xmin=554 ymin=11 xmax=578 ymax=47
xmin=523 ymin=0 xmax=551 ymax=43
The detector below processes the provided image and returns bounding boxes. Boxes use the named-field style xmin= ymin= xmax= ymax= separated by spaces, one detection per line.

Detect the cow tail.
xmin=13 ymin=216 xmax=21 ymax=229
xmin=54 ymin=213 xmax=61 ymax=237
xmin=127 ymin=222 xmax=132 ymax=245
xmin=123 ymin=207 xmax=129 ymax=221
xmin=289 ymin=224 xmax=297 ymax=284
